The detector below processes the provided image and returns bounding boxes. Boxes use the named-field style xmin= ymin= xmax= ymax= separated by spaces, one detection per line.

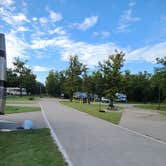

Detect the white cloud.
xmin=48 ymin=10 xmax=63 ymax=22
xmin=129 ymin=1 xmax=136 ymax=7
xmin=5 ymin=32 xmax=29 ymax=68
xmin=30 ymin=32 xmax=166 ymax=67
xmin=30 ymin=35 xmax=120 ymax=66
xmin=61 ymin=42 xmax=119 ymax=66
xmin=74 ymin=16 xmax=98 ymax=31
xmin=13 ymin=13 xmax=30 ymax=22
xmin=93 ymin=31 xmax=110 ymax=38
xmin=117 ymin=2 xmax=140 ymax=33
xmin=48 ymin=27 xmax=66 ymax=35
xmin=0 ymin=0 xmax=14 ymax=7
xmin=0 ymin=7 xmax=30 ymax=25
xmin=33 ymin=66 xmax=50 ymax=72
xmin=102 ymin=31 xmax=111 ymax=37
xmin=32 ymin=17 xmax=38 ymax=21
xmin=39 ymin=17 xmax=47 ymax=24
xmin=127 ymin=42 xmax=166 ymax=62
xmin=17 ymin=26 xmax=29 ymax=32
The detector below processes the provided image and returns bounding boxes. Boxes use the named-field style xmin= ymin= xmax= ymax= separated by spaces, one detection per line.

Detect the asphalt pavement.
xmin=40 ymin=98 xmax=166 ymax=166
xmin=119 ymin=104 xmax=166 ymax=142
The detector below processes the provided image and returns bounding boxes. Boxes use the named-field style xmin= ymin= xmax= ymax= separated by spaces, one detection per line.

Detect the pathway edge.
xmin=40 ymin=103 xmax=74 ymax=166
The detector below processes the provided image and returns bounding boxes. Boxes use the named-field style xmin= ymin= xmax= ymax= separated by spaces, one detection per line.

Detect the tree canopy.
xmin=7 ymin=58 xmax=45 ymax=95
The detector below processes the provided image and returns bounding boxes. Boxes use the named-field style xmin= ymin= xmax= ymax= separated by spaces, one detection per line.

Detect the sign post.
xmin=0 ymin=33 xmax=7 ymax=115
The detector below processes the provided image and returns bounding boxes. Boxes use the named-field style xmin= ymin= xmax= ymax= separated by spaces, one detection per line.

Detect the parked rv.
xmin=7 ymin=87 xmax=27 ymax=96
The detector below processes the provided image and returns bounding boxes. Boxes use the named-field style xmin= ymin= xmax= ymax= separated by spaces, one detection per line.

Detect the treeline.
xmin=45 ymin=51 xmax=166 ymax=103
xmin=7 ymin=58 xmax=45 ymax=95
xmin=7 ymin=52 xmax=166 ymax=102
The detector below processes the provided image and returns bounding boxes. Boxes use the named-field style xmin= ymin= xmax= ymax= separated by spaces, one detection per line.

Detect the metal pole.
xmin=0 ymin=33 xmax=7 ymax=115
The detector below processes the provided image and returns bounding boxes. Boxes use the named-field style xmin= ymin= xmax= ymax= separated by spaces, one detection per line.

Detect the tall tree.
xmin=151 ymin=56 xmax=166 ymax=108
xmin=35 ymin=82 xmax=45 ymax=95
xmin=99 ymin=50 xmax=125 ymax=104
xmin=122 ymin=71 xmax=151 ymax=102
xmin=91 ymin=71 xmax=104 ymax=99
xmin=65 ymin=55 xmax=83 ymax=101
xmin=45 ymin=70 xmax=61 ymax=97
xmin=13 ymin=58 xmax=36 ymax=95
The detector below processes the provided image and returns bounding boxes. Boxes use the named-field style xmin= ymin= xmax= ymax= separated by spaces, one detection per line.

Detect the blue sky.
xmin=0 ymin=0 xmax=166 ymax=83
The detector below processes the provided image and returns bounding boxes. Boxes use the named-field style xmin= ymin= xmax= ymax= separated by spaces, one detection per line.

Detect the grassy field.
xmin=0 ymin=128 xmax=67 ymax=166
xmin=6 ymin=105 xmax=41 ymax=114
xmin=6 ymin=96 xmax=40 ymax=104
xmin=60 ymin=101 xmax=122 ymax=124
xmin=134 ymin=104 xmax=166 ymax=111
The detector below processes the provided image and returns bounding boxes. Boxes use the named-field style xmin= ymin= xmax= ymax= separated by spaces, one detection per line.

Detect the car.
xmin=101 ymin=97 xmax=110 ymax=103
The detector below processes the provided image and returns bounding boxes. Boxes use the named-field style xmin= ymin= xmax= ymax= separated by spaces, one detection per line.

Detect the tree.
xmin=122 ymin=71 xmax=151 ymax=102
xmin=151 ymin=56 xmax=166 ymax=108
xmin=99 ymin=50 xmax=125 ymax=105
xmin=6 ymin=68 xmax=19 ymax=87
xmin=13 ymin=58 xmax=37 ymax=95
xmin=45 ymin=70 xmax=61 ymax=97
xmin=35 ymin=82 xmax=45 ymax=95
xmin=65 ymin=55 xmax=83 ymax=101
xmin=90 ymin=71 xmax=104 ymax=99
xmin=59 ymin=70 xmax=67 ymax=96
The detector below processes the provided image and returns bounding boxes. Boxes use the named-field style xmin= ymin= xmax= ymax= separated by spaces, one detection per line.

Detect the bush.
xmin=29 ymin=97 xmax=34 ymax=100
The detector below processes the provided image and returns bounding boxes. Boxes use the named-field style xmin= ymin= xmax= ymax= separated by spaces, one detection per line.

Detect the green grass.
xmin=0 ymin=128 xmax=67 ymax=166
xmin=160 ymin=111 xmax=166 ymax=115
xmin=60 ymin=101 xmax=122 ymax=124
xmin=6 ymin=96 xmax=40 ymax=104
xmin=6 ymin=105 xmax=41 ymax=114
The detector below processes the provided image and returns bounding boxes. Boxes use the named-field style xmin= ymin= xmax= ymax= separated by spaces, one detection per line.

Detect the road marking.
xmin=114 ymin=123 xmax=166 ymax=145
xmin=40 ymin=103 xmax=74 ymax=166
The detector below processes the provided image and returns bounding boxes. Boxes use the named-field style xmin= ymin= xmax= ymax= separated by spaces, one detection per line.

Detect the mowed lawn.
xmin=0 ymin=129 xmax=67 ymax=166
xmin=6 ymin=105 xmax=41 ymax=114
xmin=6 ymin=96 xmax=39 ymax=104
xmin=60 ymin=101 xmax=122 ymax=124
xmin=134 ymin=104 xmax=166 ymax=112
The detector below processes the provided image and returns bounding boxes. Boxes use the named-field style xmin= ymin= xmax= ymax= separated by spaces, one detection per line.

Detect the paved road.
xmin=40 ymin=98 xmax=166 ymax=166
xmin=119 ymin=104 xmax=166 ymax=142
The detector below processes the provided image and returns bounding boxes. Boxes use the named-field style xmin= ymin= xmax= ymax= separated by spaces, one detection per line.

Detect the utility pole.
xmin=0 ymin=33 xmax=7 ymax=115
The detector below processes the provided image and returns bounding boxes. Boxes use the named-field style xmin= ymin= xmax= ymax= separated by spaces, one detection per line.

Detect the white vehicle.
xmin=115 ymin=93 xmax=127 ymax=102
xmin=73 ymin=92 xmax=87 ymax=99
xmin=7 ymin=87 xmax=27 ymax=96
xmin=101 ymin=97 xmax=110 ymax=103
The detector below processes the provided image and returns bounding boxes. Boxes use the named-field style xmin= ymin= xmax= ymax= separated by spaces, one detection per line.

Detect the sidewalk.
xmin=40 ymin=98 xmax=166 ymax=166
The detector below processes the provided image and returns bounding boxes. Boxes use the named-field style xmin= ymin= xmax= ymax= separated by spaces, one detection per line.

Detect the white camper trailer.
xmin=7 ymin=87 xmax=27 ymax=96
